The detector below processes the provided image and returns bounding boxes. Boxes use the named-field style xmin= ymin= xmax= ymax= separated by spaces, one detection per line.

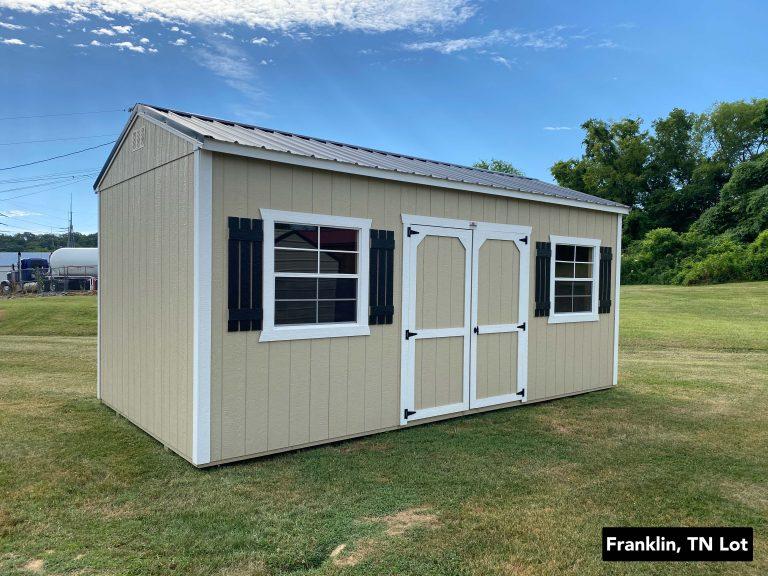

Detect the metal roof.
xmin=96 ymin=103 xmax=628 ymax=212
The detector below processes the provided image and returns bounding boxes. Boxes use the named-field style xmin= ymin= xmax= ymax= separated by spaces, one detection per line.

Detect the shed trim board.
xmin=192 ymin=149 xmax=213 ymax=466
xmin=613 ymin=214 xmax=623 ymax=386
xmin=97 ymin=106 xmax=625 ymax=467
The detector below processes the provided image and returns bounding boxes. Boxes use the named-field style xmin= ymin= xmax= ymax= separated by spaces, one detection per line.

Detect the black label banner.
xmin=602 ymin=527 xmax=753 ymax=562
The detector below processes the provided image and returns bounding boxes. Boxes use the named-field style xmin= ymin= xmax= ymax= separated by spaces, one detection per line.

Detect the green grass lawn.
xmin=0 ymin=286 xmax=766 ymax=575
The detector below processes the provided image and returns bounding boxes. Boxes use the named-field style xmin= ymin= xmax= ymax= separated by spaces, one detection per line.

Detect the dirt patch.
xmin=22 ymin=559 xmax=44 ymax=573
xmin=375 ymin=506 xmax=439 ymax=536
xmin=721 ymin=480 xmax=768 ymax=513
xmin=330 ymin=539 xmax=377 ymax=568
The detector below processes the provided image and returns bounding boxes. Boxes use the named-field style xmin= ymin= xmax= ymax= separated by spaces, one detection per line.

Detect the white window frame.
xmin=259 ymin=209 xmax=372 ymax=342
xmin=549 ymin=235 xmax=601 ymax=324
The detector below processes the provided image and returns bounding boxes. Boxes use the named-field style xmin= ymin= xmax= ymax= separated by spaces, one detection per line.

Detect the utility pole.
xmin=67 ymin=193 xmax=74 ymax=248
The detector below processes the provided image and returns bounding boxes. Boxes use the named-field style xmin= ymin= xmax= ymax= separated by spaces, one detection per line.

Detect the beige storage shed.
xmin=95 ymin=104 xmax=629 ymax=467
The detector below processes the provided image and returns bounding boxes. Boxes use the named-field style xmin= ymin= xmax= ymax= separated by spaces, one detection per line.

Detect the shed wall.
xmin=209 ymin=154 xmax=618 ymax=464
xmin=99 ymin=138 xmax=195 ymax=458
xmin=101 ymin=115 xmax=195 ymax=190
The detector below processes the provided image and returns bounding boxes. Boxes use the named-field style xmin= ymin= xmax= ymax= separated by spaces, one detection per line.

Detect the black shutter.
xmin=535 ymin=241 xmax=551 ymax=317
xmin=228 ymin=217 xmax=263 ymax=332
xmin=598 ymin=246 xmax=612 ymax=314
xmin=369 ymin=229 xmax=395 ymax=325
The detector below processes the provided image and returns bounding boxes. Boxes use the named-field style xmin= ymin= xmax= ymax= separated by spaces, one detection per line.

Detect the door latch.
xmin=405 ymin=329 xmax=418 ymax=340
xmin=404 ymin=408 xmax=417 ymax=419
xmin=473 ymin=326 xmax=479 ymax=334
xmin=517 ymin=322 xmax=526 ymax=331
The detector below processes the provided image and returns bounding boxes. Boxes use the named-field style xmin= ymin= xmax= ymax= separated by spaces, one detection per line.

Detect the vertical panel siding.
xmin=209 ymin=156 xmax=619 ymax=462
xmin=99 ymin=152 xmax=194 ymax=459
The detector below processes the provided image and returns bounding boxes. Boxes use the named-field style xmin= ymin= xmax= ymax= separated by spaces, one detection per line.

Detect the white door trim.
xmin=469 ymin=227 xmax=531 ymax=408
xmin=400 ymin=221 xmax=473 ymax=425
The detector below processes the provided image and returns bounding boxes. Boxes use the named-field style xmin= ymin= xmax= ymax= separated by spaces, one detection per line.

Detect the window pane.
xmin=555 ymin=262 xmax=574 ymax=278
xmin=275 ymin=300 xmax=317 ymax=325
xmin=319 ymin=251 xmax=357 ymax=274
xmin=275 ymin=278 xmax=317 ymax=300
xmin=318 ymin=300 xmax=356 ymax=323
xmin=318 ymin=277 xmax=357 ymax=299
xmin=575 ymin=246 xmax=592 ymax=262
xmin=275 ymin=223 xmax=318 ymax=249
xmin=275 ymin=249 xmax=317 ymax=273
xmin=574 ymin=263 xmax=592 ymax=278
xmin=320 ymin=227 xmax=357 ymax=251
xmin=572 ymin=281 xmax=592 ymax=296
xmin=555 ymin=244 xmax=574 ymax=261
xmin=554 ymin=296 xmax=573 ymax=313
xmin=555 ymin=280 xmax=573 ymax=296
xmin=572 ymin=296 xmax=592 ymax=312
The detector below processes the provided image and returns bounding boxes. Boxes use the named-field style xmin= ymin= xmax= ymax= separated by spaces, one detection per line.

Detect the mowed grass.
xmin=0 ymin=295 xmax=97 ymax=336
xmin=0 ymin=285 xmax=766 ymax=575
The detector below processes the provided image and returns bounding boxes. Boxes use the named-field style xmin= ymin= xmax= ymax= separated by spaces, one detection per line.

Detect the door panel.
xmin=470 ymin=228 xmax=530 ymax=408
xmin=414 ymin=336 xmax=464 ymax=410
xmin=401 ymin=218 xmax=530 ymax=425
xmin=402 ymin=224 xmax=472 ymax=423
xmin=415 ymin=236 xmax=466 ymax=330
xmin=476 ymin=332 xmax=518 ymax=400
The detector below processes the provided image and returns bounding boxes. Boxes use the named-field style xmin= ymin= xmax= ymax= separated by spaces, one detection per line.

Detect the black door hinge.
xmin=405 ymin=329 xmax=418 ymax=340
xmin=520 ymin=236 xmax=528 ymax=245
xmin=517 ymin=322 xmax=526 ymax=331
xmin=407 ymin=227 xmax=420 ymax=237
xmin=517 ymin=388 xmax=525 ymax=397
xmin=404 ymin=408 xmax=417 ymax=419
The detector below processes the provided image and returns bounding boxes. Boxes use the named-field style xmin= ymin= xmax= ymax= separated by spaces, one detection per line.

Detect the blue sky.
xmin=0 ymin=0 xmax=766 ymax=234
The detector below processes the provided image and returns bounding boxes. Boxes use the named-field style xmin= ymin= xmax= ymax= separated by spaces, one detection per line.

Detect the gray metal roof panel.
xmin=131 ymin=104 xmax=628 ymax=210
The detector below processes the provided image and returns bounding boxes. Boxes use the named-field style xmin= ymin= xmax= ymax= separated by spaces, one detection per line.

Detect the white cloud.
xmin=587 ymin=39 xmax=619 ymax=49
xmin=215 ymin=31 xmax=233 ymax=39
xmin=170 ymin=37 xmax=186 ymax=45
xmin=490 ymin=55 xmax=511 ymax=68
xmin=5 ymin=209 xmax=42 ymax=217
xmin=91 ymin=27 xmax=115 ymax=35
xmin=0 ymin=0 xmax=474 ymax=32
xmin=148 ymin=47 xmax=157 ymax=52
xmin=111 ymin=24 xmax=132 ymax=33
xmin=404 ymin=27 xmax=567 ymax=54
xmin=65 ymin=13 xmax=87 ymax=23
xmin=0 ymin=21 xmax=24 ymax=29
xmin=196 ymin=40 xmax=262 ymax=101
xmin=139 ymin=36 xmax=149 ymax=43
xmin=543 ymin=126 xmax=572 ymax=131
xmin=251 ymin=36 xmax=268 ymax=45
xmin=1 ymin=37 xmax=25 ymax=44
xmin=112 ymin=40 xmax=144 ymax=52
xmin=89 ymin=38 xmax=102 ymax=45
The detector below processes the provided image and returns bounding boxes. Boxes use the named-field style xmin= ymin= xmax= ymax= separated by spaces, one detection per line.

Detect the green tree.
xmin=473 ymin=159 xmax=524 ymax=176
xmin=550 ymin=118 xmax=650 ymax=210
xmin=703 ymin=98 xmax=768 ymax=167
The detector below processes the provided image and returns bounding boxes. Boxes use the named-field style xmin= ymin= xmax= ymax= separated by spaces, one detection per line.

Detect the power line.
xmin=0 ymin=141 xmax=115 ymax=171
xmin=0 ymin=108 xmax=128 ymax=121
xmin=0 ymin=175 xmax=96 ymax=195
xmin=0 ymin=168 xmax=99 ymax=185
xmin=0 ymin=133 xmax=119 ymax=146
xmin=0 ymin=176 xmax=93 ymax=201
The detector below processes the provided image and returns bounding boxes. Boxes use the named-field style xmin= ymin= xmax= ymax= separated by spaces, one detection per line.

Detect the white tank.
xmin=49 ymin=247 xmax=98 ymax=276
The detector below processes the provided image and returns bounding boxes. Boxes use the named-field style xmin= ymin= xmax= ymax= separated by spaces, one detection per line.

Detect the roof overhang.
xmin=202 ymin=139 xmax=631 ymax=215
xmin=94 ymin=104 xmax=630 ymax=216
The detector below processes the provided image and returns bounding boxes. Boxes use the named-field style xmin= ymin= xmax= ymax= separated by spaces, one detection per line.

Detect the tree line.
xmin=550 ymin=98 xmax=768 ymax=285
xmin=0 ymin=232 xmax=98 ymax=253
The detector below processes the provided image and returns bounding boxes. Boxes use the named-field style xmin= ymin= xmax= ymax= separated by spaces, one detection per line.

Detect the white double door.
xmin=400 ymin=218 xmax=531 ymax=424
